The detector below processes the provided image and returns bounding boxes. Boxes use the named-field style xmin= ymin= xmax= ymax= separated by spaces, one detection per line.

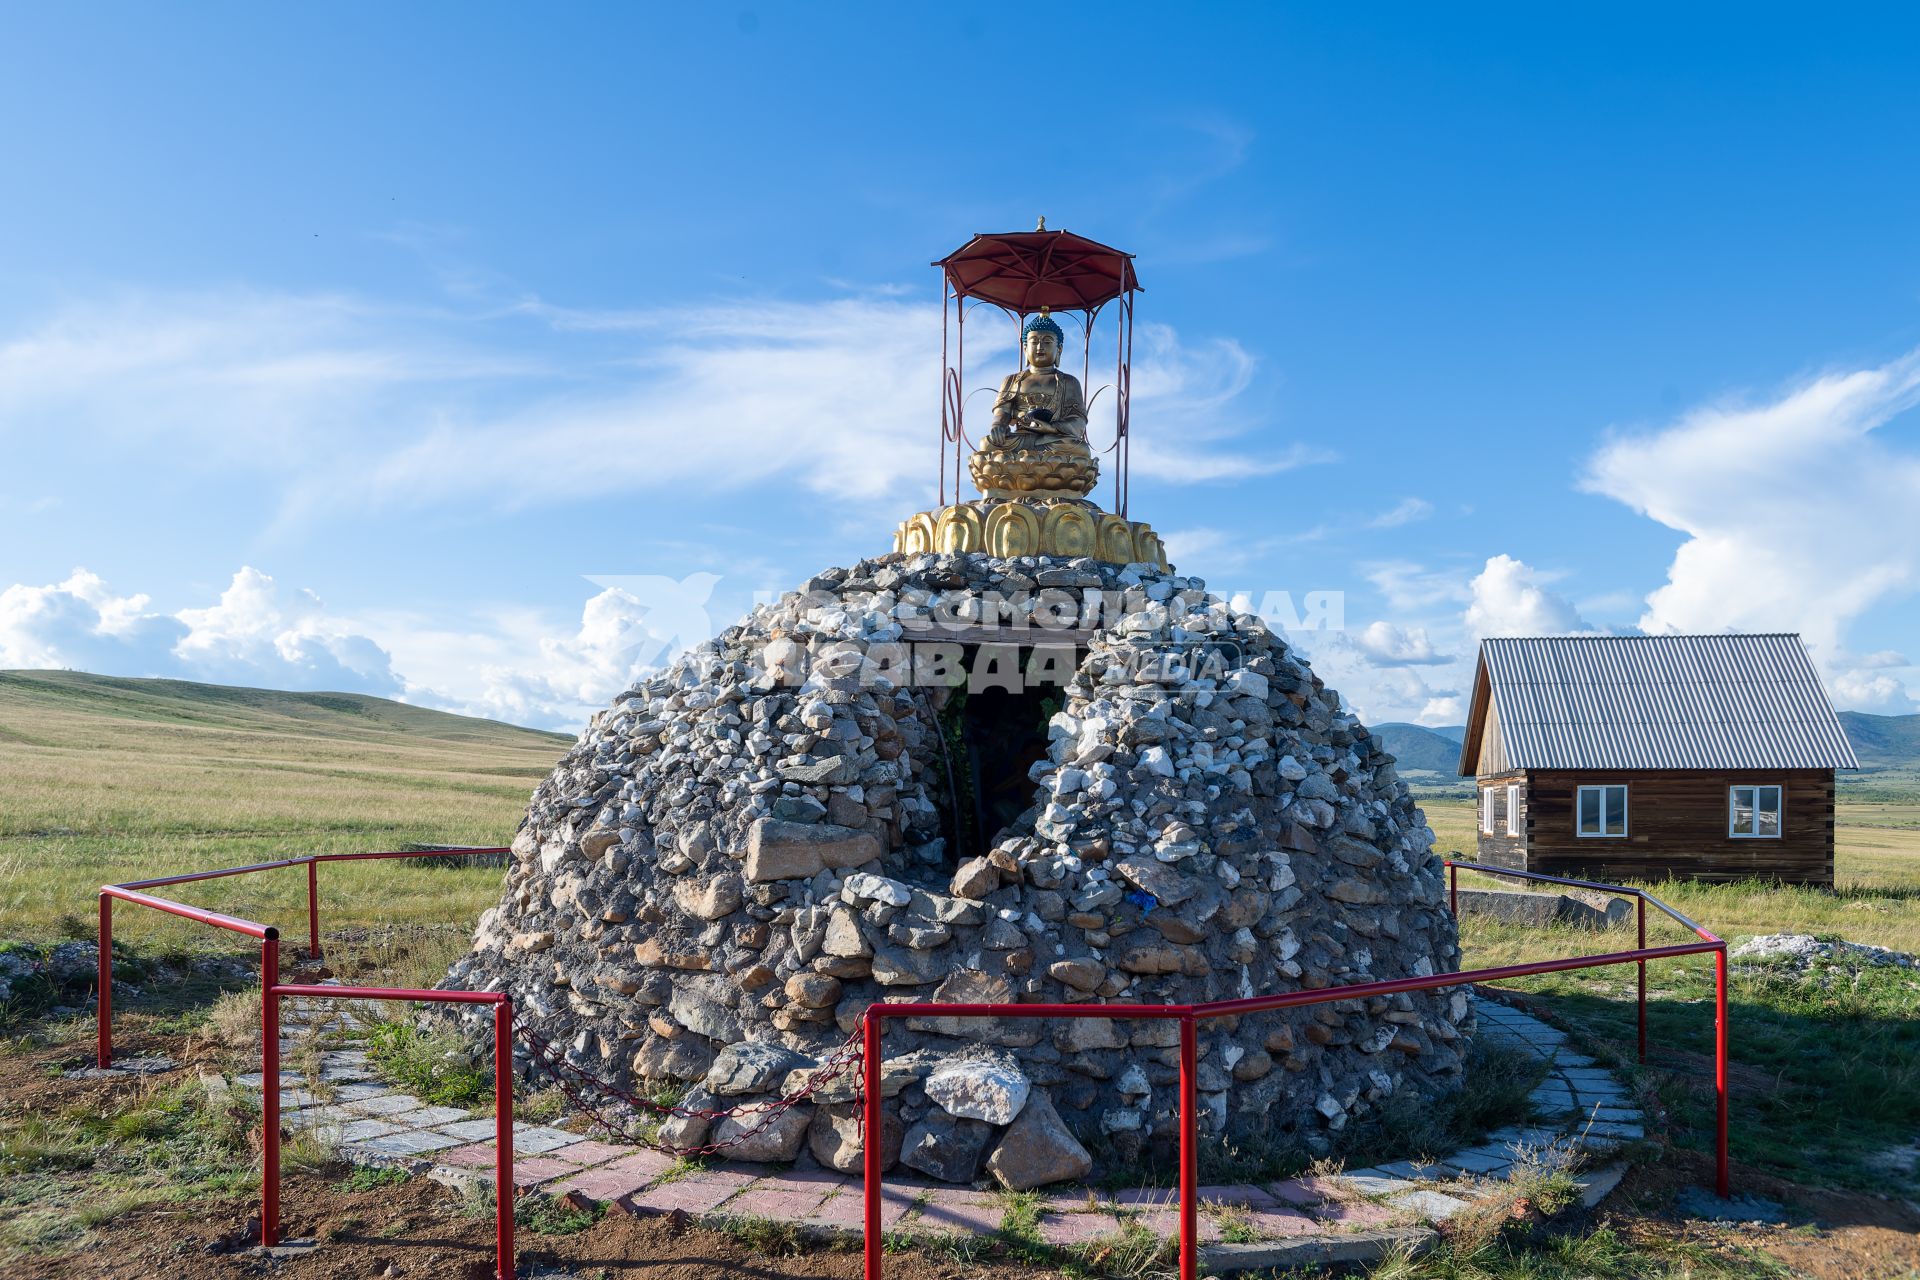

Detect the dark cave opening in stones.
xmin=926 ymin=644 xmax=1076 ymax=862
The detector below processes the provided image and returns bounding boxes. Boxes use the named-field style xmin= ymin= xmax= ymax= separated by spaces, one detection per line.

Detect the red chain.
xmin=513 ymin=1014 xmax=866 ymax=1160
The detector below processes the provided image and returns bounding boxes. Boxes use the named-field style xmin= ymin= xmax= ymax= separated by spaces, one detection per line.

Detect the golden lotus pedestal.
xmin=893 ymin=499 xmax=1169 ymax=569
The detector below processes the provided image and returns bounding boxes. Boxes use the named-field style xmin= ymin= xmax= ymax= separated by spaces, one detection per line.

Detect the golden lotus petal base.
xmin=893 ymin=501 xmax=1170 ymax=570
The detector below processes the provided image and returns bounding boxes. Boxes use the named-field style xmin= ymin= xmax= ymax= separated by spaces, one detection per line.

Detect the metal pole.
xmin=863 ymin=1010 xmax=882 ymax=1280
xmin=1637 ymin=896 xmax=1648 ymax=1063
xmin=1179 ymin=1016 xmax=1198 ymax=1280
xmin=1448 ymin=862 xmax=1458 ymax=916
xmin=1715 ymin=945 xmax=1730 ymax=1198
xmin=307 ymin=859 xmax=321 ymax=959
xmin=495 ymin=998 xmax=515 ymax=1280
xmin=261 ymin=933 xmax=281 ymax=1247
xmin=96 ymin=893 xmax=112 ymax=1069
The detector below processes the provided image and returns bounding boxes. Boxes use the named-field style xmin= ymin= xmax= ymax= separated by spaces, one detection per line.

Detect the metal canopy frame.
xmin=934 ymin=228 xmax=1142 ymax=515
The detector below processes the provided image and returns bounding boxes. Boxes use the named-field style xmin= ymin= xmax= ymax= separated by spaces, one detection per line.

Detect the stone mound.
xmin=444 ymin=551 xmax=1473 ymax=1186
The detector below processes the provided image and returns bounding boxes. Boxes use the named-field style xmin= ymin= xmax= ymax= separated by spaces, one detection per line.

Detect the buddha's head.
xmin=1024 ymin=310 xmax=1064 ymax=370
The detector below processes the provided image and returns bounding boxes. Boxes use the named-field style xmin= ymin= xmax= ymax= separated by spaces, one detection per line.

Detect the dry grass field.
xmin=0 ymin=670 xmax=565 ymax=948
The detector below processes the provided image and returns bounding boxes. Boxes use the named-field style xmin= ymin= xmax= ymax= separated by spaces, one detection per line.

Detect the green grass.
xmin=515 ymin=1194 xmax=605 ymax=1235
xmin=1424 ymin=796 xmax=1920 ymax=1195
xmin=0 ymin=1075 xmax=271 ymax=1262
xmin=362 ymin=1019 xmax=492 ymax=1110
xmin=1368 ymin=1222 xmax=1795 ymax=1280
xmin=337 ymin=1164 xmax=411 ymax=1192
xmin=0 ymin=670 xmax=565 ymax=948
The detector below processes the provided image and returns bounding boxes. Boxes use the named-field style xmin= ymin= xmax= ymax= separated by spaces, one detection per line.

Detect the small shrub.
xmin=338 ymin=1164 xmax=411 ymax=1192
xmin=365 ymin=1020 xmax=491 ymax=1110
xmin=516 ymin=1195 xmax=605 ymax=1235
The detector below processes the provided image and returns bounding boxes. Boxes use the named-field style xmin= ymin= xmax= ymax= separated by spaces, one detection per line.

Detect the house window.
xmin=1576 ymin=784 xmax=1628 ymax=838
xmin=1480 ymin=786 xmax=1496 ymax=834
xmin=1729 ymin=785 xmax=1783 ymax=838
xmin=1505 ymin=783 xmax=1521 ymax=837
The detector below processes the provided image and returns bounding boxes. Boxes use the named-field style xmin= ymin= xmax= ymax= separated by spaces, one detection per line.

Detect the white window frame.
xmin=1576 ymin=784 xmax=1629 ymax=838
xmin=1480 ymin=786 xmax=1496 ymax=834
xmin=1505 ymin=783 xmax=1521 ymax=837
xmin=1728 ymin=784 xmax=1784 ymax=839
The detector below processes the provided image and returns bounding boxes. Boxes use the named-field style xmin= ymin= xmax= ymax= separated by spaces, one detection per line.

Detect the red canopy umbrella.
xmin=935 ymin=228 xmax=1142 ymax=315
xmin=931 ymin=224 xmax=1141 ymax=516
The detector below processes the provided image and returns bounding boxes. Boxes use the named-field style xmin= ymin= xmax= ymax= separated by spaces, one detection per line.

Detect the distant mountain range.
xmin=1373 ymin=712 xmax=1920 ymax=779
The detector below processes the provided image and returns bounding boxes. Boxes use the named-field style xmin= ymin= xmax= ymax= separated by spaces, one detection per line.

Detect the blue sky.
xmin=3 ymin=4 xmax=1919 ymax=730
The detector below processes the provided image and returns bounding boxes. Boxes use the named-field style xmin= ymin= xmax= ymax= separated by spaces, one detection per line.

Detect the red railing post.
xmin=863 ymin=1008 xmax=883 ymax=1280
xmin=261 ymin=933 xmax=281 ymax=1248
xmin=1178 ymin=1015 xmax=1198 ymax=1280
xmin=1714 ymin=944 xmax=1730 ymax=1198
xmin=96 ymin=892 xmax=112 ymax=1069
xmin=494 ymin=997 xmax=515 ymax=1280
xmin=1448 ymin=861 xmax=1458 ymax=916
xmin=307 ymin=858 xmax=321 ymax=959
xmin=1636 ymin=895 xmax=1648 ymax=1063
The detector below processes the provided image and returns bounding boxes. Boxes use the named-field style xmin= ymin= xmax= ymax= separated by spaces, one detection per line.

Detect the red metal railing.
xmin=269 ymin=983 xmax=514 ymax=1279
xmin=95 ymin=847 xmax=1728 ymax=1280
xmin=97 ymin=847 xmax=508 ymax=1066
xmin=95 ymin=848 xmax=515 ymax=1278
xmin=861 ymin=861 xmax=1730 ymax=1280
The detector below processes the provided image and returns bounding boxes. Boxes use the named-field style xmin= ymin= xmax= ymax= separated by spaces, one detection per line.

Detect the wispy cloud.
xmin=1368 ymin=497 xmax=1433 ymax=529
xmin=0 ymin=287 xmax=1315 ymax=531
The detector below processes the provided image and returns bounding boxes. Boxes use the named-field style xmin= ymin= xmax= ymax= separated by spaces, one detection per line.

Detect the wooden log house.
xmin=1457 ymin=634 xmax=1857 ymax=887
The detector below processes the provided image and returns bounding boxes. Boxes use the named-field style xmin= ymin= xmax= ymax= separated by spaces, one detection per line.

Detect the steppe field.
xmin=4 ymin=670 xmax=1919 ymax=1278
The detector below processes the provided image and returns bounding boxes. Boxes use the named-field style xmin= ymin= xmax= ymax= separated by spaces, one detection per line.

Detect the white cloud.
xmin=0 ymin=566 xmax=403 ymax=695
xmin=1368 ymin=497 xmax=1433 ymax=529
xmin=1351 ymin=620 xmax=1449 ymax=666
xmin=0 ymin=288 xmax=1311 ymax=526
xmin=1464 ymin=555 xmax=1593 ymax=638
xmin=1583 ymin=349 xmax=1920 ymax=705
xmin=1828 ymin=670 xmax=1917 ymax=716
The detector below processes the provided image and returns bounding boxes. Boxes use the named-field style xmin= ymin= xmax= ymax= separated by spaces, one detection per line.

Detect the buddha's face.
xmin=1026 ymin=331 xmax=1060 ymax=369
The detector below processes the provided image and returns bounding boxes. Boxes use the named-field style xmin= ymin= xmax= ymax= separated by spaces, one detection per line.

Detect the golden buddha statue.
xmin=971 ymin=310 xmax=1100 ymax=500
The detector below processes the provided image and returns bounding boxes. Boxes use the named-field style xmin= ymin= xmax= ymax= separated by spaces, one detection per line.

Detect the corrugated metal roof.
xmin=1462 ymin=634 xmax=1859 ymax=773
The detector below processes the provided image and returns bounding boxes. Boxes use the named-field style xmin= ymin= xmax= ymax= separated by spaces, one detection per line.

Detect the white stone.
xmin=842 ymin=872 xmax=912 ymax=907
xmin=925 ymin=1061 xmax=1031 ymax=1125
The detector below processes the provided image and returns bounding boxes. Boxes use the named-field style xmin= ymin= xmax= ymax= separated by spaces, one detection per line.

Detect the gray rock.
xmin=710 ymin=1103 xmax=813 ymax=1162
xmin=898 ymin=1111 xmax=994 ymax=1183
xmin=809 ymin=1102 xmax=903 ymax=1173
xmin=984 ymin=1090 xmax=1093 ymax=1190
xmin=707 ymin=1041 xmax=813 ymax=1096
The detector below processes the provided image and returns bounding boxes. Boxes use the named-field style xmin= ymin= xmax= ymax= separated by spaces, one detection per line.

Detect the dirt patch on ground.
xmin=30 ymin=1174 xmax=1043 ymax=1280
xmin=1611 ymin=1150 xmax=1920 ymax=1280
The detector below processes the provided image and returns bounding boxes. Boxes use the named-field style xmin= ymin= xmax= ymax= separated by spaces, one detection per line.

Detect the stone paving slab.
xmin=1037 ymin=1211 xmax=1123 ymax=1245
xmin=510 ymin=1125 xmax=585 ymax=1156
xmin=386 ymin=1104 xmax=472 ymax=1128
xmin=435 ymin=1118 xmax=501 ymax=1142
xmin=626 ymin=1177 xmax=747 ymax=1216
xmin=1132 ymin=1209 xmax=1221 ymax=1242
xmin=721 ymin=1183 xmax=837 ymax=1221
xmin=347 ymin=1129 xmax=464 ymax=1157
xmin=910 ymin=1189 xmax=1002 ymax=1236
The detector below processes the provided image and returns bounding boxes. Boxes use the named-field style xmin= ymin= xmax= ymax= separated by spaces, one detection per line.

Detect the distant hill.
xmin=1838 ymin=711 xmax=1920 ymax=771
xmin=1371 ymin=722 xmax=1466 ymax=775
xmin=0 ymin=669 xmax=571 ymax=749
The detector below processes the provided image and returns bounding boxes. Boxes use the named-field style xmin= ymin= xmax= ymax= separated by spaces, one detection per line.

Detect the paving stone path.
xmin=224 ymin=991 xmax=1636 ymax=1273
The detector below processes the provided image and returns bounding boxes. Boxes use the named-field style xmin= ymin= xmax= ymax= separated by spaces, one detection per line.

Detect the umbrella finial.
xmin=1035 ymin=214 xmax=1047 ymax=231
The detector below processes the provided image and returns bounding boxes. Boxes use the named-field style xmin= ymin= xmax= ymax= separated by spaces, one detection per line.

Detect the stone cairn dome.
xmin=445 ymin=550 xmax=1473 ymax=1188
